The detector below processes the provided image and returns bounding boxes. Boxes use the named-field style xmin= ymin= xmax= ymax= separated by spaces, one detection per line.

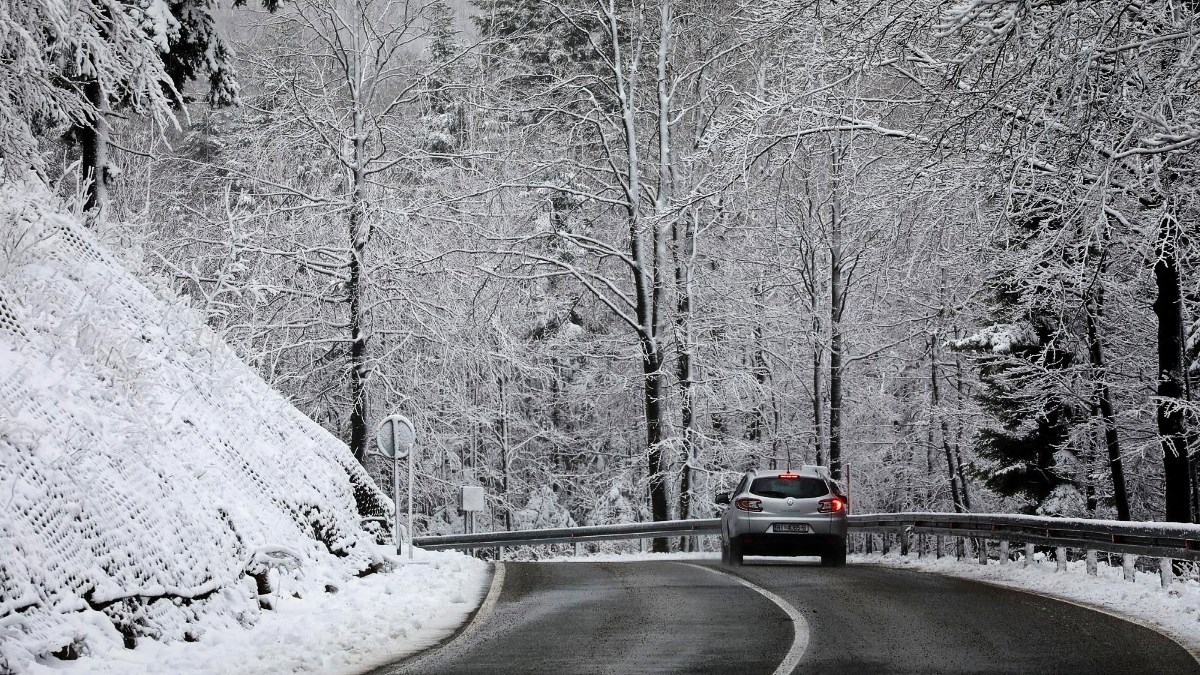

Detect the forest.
xmin=4 ymin=0 xmax=1199 ymax=546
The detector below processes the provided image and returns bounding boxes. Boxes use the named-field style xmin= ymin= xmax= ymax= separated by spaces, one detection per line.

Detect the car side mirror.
xmin=715 ymin=492 xmax=731 ymax=505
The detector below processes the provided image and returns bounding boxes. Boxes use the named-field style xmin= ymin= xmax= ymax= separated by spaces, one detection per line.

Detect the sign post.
xmin=459 ymin=485 xmax=486 ymax=556
xmin=460 ymin=485 xmax=486 ymax=534
xmin=375 ymin=415 xmax=416 ymax=559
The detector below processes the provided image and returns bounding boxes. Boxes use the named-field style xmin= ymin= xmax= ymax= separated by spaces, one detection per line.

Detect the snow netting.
xmin=0 ymin=184 xmax=389 ymax=671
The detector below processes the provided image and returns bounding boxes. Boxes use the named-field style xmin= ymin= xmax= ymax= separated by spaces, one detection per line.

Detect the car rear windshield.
xmin=749 ymin=476 xmax=829 ymax=499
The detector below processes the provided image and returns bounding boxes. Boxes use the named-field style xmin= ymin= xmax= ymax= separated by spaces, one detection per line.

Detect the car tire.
xmin=821 ymin=544 xmax=847 ymax=568
xmin=729 ymin=538 xmax=744 ymax=566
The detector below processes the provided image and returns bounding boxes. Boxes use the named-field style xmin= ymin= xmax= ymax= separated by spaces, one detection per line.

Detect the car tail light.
xmin=735 ymin=497 xmax=763 ymax=512
xmin=819 ymin=497 xmax=846 ymax=513
xmin=778 ymin=473 xmax=799 ymax=479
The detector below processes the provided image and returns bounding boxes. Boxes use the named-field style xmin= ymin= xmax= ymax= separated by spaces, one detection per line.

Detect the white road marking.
xmin=683 ymin=563 xmax=810 ymax=675
xmin=475 ymin=561 xmax=506 ymax=627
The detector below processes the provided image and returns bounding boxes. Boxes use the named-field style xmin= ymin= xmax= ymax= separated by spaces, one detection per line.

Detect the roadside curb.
xmin=364 ymin=561 xmax=506 ymax=674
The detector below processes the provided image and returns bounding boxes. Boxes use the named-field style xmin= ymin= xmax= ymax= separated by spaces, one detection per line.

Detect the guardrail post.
xmin=639 ymin=537 xmax=646 ymax=554
xmin=977 ymin=538 xmax=987 ymax=565
xmin=999 ymin=540 xmax=1009 ymax=565
xmin=1024 ymin=543 xmax=1034 ymax=567
xmin=1160 ymin=558 xmax=1173 ymax=589
xmin=955 ymin=536 xmax=962 ymax=561
xmin=1055 ymin=546 xmax=1067 ymax=572
xmin=883 ymin=532 xmax=891 ymax=556
xmin=917 ymin=533 xmax=925 ymax=558
xmin=1123 ymin=554 xmax=1135 ymax=582
xmin=574 ymin=541 xmax=580 ymax=557
xmin=1086 ymin=550 xmax=1097 ymax=576
xmin=936 ymin=535 xmax=943 ymax=559
xmin=900 ymin=528 xmax=910 ymax=556
xmin=497 ymin=546 xmax=504 ymax=561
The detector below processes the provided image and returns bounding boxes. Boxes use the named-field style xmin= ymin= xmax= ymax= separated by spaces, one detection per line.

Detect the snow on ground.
xmin=546 ymin=551 xmax=719 ymax=563
xmin=0 ymin=180 xmax=490 ymax=672
xmin=27 ymin=548 xmax=489 ymax=675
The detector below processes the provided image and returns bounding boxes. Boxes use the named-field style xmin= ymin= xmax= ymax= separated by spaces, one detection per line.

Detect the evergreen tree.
xmin=955 ymin=203 xmax=1090 ymax=514
xmin=0 ymin=0 xmax=277 ymax=218
xmin=472 ymin=0 xmax=601 ymax=80
xmin=424 ymin=0 xmax=468 ymax=155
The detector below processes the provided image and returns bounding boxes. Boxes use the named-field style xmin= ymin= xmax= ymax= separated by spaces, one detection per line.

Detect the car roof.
xmin=747 ymin=465 xmax=831 ymax=479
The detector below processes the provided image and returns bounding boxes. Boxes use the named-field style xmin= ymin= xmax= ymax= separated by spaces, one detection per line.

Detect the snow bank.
xmin=0 ymin=184 xmax=432 ymax=671
xmin=30 ymin=547 xmax=489 ymax=675
xmin=547 ymin=551 xmax=719 ymax=563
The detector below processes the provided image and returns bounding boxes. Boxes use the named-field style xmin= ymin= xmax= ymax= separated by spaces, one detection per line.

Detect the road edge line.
xmin=682 ymin=563 xmax=809 ymax=675
xmin=860 ymin=559 xmax=1200 ymax=667
xmin=373 ymin=561 xmax=506 ymax=674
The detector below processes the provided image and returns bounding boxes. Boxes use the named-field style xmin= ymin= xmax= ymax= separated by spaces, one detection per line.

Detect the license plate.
xmin=774 ymin=523 xmax=809 ymax=533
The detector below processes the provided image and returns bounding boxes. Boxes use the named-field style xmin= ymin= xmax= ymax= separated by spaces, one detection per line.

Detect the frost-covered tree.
xmin=932 ymin=0 xmax=1200 ymax=521
xmin=0 ymin=0 xmax=261 ymax=220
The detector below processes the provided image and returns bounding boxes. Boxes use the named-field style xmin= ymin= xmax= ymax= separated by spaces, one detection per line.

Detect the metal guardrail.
xmin=414 ymin=518 xmax=721 ymax=550
xmin=414 ymin=512 xmax=1200 ymax=578
xmin=850 ymin=512 xmax=1200 ymax=562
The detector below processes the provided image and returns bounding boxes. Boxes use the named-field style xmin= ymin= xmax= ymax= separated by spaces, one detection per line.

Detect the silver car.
xmin=716 ymin=466 xmax=848 ymax=567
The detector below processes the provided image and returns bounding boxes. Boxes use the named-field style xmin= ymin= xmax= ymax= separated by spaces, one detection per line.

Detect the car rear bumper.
xmin=731 ymin=513 xmax=847 ymax=537
xmin=736 ymin=533 xmax=845 ymax=556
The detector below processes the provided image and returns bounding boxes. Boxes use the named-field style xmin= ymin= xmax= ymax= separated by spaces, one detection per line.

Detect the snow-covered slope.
xmin=0 ymin=184 xmax=390 ymax=671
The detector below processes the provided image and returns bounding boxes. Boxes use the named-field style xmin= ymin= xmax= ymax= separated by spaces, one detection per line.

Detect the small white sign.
xmin=460 ymin=485 xmax=486 ymax=512
xmin=375 ymin=415 xmax=416 ymax=460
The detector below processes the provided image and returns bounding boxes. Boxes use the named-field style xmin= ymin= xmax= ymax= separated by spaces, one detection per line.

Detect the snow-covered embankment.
xmin=0 ymin=185 xmax=486 ymax=673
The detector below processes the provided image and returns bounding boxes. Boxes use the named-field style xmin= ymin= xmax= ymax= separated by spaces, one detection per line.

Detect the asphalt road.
xmin=373 ymin=558 xmax=1200 ymax=675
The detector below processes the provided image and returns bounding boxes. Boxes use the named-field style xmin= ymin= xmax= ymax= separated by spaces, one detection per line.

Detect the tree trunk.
xmin=643 ymin=343 xmax=670 ymax=550
xmin=749 ymin=323 xmax=770 ymax=444
xmin=79 ymin=78 xmax=110 ymax=224
xmin=1085 ymin=283 xmax=1131 ymax=520
xmin=952 ymin=435 xmax=970 ymax=511
xmin=347 ymin=107 xmax=369 ymax=463
xmin=828 ymin=188 xmax=845 ymax=480
xmin=674 ymin=212 xmax=697 ymax=549
xmin=925 ymin=403 xmax=936 ymax=508
xmin=641 ymin=0 xmax=672 ymax=551
xmin=1153 ymin=212 xmax=1192 ymax=523
xmin=602 ymin=0 xmax=671 ymax=547
xmin=813 ymin=316 xmax=825 ymax=466
xmin=931 ymin=338 xmax=964 ymax=512
xmin=953 ymin=358 xmax=972 ymax=511
xmin=499 ymin=375 xmax=512 ymax=531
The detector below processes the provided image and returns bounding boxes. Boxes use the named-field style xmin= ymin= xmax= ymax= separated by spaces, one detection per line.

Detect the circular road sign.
xmin=375 ymin=415 xmax=416 ymax=460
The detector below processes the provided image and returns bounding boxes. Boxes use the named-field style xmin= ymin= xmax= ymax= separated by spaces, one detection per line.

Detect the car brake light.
xmin=819 ymin=497 xmax=845 ymax=513
xmin=778 ymin=473 xmax=799 ymax=479
xmin=735 ymin=497 xmax=763 ymax=512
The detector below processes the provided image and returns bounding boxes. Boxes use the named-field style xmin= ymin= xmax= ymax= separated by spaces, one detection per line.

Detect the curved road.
xmin=372 ymin=559 xmax=1200 ymax=675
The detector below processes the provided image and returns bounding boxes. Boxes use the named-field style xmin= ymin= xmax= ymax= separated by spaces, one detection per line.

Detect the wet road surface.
xmin=371 ymin=558 xmax=1200 ymax=675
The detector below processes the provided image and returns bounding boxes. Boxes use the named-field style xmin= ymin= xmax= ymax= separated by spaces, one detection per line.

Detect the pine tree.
xmin=424 ymin=0 xmax=467 ymax=155
xmin=472 ymin=0 xmax=601 ymax=79
xmin=955 ymin=203 xmax=1090 ymax=514
xmin=0 ymin=0 xmax=276 ymax=219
